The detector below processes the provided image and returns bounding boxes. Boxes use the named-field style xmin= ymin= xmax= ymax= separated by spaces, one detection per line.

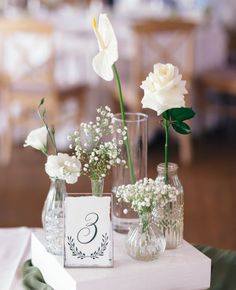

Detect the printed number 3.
xmin=77 ymin=213 xmax=99 ymax=244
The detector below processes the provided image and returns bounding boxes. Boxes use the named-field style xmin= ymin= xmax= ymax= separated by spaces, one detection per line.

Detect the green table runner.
xmin=22 ymin=260 xmax=53 ymax=290
xmin=195 ymin=245 xmax=236 ymax=290
xmin=22 ymin=246 xmax=236 ymax=290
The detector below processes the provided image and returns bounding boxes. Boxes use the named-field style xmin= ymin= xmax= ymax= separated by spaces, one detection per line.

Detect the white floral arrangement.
xmin=68 ymin=106 xmax=127 ymax=181
xmin=24 ymin=99 xmax=81 ymax=184
xmin=91 ymin=13 xmax=196 ymax=186
xmin=114 ymin=178 xmax=179 ymax=216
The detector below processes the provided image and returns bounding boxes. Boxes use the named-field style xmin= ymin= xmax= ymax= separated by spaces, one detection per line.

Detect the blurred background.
xmin=0 ymin=0 xmax=235 ymax=250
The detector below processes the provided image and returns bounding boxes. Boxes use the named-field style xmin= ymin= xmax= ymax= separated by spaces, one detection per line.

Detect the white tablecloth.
xmin=0 ymin=228 xmax=35 ymax=290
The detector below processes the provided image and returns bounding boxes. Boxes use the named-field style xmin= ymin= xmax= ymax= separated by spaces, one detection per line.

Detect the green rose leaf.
xmin=162 ymin=110 xmax=170 ymax=120
xmin=169 ymin=107 xmax=195 ymax=122
xmin=172 ymin=121 xmax=192 ymax=135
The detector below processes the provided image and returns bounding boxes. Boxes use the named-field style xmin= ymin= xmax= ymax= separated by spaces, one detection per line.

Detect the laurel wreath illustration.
xmin=67 ymin=233 xmax=109 ymax=259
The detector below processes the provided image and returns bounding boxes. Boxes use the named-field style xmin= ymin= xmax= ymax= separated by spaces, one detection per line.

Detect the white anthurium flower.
xmin=45 ymin=153 xmax=81 ymax=184
xmin=141 ymin=63 xmax=187 ymax=116
xmin=92 ymin=13 xmax=118 ymax=81
xmin=24 ymin=126 xmax=48 ymax=152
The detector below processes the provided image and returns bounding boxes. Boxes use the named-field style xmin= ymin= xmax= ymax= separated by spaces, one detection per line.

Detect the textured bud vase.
xmin=126 ymin=212 xmax=166 ymax=261
xmin=112 ymin=113 xmax=148 ymax=233
xmin=155 ymin=163 xmax=184 ymax=249
xmin=42 ymin=178 xmax=66 ymax=255
xmin=90 ymin=178 xmax=104 ymax=197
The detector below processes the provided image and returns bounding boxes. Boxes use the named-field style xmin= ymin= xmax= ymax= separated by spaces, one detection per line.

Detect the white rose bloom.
xmin=141 ymin=63 xmax=187 ymax=115
xmin=45 ymin=153 xmax=81 ymax=184
xmin=92 ymin=13 xmax=118 ymax=81
xmin=24 ymin=126 xmax=48 ymax=152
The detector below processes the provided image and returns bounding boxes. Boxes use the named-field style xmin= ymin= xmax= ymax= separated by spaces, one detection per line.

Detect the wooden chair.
xmin=0 ymin=18 xmax=87 ymax=163
xmin=119 ymin=19 xmax=196 ymax=164
xmin=0 ymin=18 xmax=86 ymax=165
xmin=196 ymin=28 xmax=236 ymax=130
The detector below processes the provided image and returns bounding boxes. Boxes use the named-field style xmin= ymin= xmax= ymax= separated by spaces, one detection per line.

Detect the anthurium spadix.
xmin=92 ymin=14 xmax=118 ymax=81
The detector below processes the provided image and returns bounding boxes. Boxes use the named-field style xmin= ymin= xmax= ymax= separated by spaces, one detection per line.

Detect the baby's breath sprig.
xmin=114 ymin=178 xmax=179 ymax=216
xmin=68 ymin=106 xmax=127 ymax=181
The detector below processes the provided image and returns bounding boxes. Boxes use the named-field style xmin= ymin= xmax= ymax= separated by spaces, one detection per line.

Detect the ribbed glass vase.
xmin=42 ymin=178 xmax=66 ymax=255
xmin=126 ymin=212 xmax=166 ymax=261
xmin=155 ymin=163 xmax=184 ymax=249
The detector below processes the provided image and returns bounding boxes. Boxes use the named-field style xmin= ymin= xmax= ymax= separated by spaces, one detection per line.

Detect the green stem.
xmin=112 ymin=64 xmax=136 ymax=184
xmin=41 ymin=146 xmax=48 ymax=157
xmin=140 ymin=212 xmax=151 ymax=234
xmin=38 ymin=109 xmax=58 ymax=155
xmin=164 ymin=118 xmax=169 ymax=184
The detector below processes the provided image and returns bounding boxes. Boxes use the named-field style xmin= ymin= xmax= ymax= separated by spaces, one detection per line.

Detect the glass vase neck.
xmin=139 ymin=212 xmax=152 ymax=233
xmin=47 ymin=179 xmax=66 ymax=203
xmin=157 ymin=163 xmax=178 ymax=176
xmin=50 ymin=178 xmax=66 ymax=185
xmin=91 ymin=178 xmax=104 ymax=197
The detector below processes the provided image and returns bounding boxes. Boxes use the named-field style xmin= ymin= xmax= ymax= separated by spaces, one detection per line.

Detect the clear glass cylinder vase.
xmin=126 ymin=212 xmax=166 ymax=261
xmin=112 ymin=113 xmax=148 ymax=233
xmin=155 ymin=163 xmax=184 ymax=249
xmin=42 ymin=178 xmax=66 ymax=255
xmin=91 ymin=178 xmax=104 ymax=197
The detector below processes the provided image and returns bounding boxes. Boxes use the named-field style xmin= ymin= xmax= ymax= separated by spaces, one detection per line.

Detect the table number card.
xmin=64 ymin=194 xmax=113 ymax=268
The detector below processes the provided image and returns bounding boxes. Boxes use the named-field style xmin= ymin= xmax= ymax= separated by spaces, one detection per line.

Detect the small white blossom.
xmin=123 ymin=208 xmax=128 ymax=215
xmin=24 ymin=126 xmax=48 ymax=152
xmin=45 ymin=153 xmax=81 ymax=184
xmin=114 ymin=178 xmax=179 ymax=216
xmin=68 ymin=106 xmax=126 ymax=181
